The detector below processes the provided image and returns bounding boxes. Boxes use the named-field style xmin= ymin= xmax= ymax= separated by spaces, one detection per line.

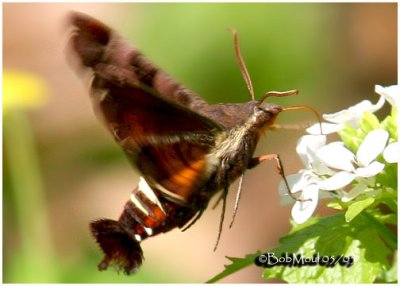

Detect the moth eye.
xmin=253 ymin=106 xmax=266 ymax=114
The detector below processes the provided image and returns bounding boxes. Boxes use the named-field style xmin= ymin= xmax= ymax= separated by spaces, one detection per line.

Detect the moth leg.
xmin=181 ymin=209 xmax=205 ymax=232
xmin=211 ymin=191 xmax=225 ymax=210
xmin=248 ymin=154 xmax=305 ymax=201
xmin=213 ymin=186 xmax=228 ymax=252
xmin=213 ymin=173 xmax=245 ymax=230
xmin=228 ymin=174 xmax=245 ymax=228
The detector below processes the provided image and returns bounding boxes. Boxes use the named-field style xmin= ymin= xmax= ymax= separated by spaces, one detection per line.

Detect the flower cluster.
xmin=279 ymin=85 xmax=398 ymax=224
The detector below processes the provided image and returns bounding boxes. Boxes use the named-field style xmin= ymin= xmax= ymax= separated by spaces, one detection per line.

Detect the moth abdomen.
xmin=90 ymin=177 xmax=203 ymax=273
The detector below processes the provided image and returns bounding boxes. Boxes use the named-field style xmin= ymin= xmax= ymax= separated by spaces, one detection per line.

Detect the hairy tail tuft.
xmin=90 ymin=219 xmax=143 ymax=274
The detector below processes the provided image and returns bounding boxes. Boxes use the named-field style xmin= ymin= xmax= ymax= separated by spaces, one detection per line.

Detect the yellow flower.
xmin=3 ymin=70 xmax=48 ymax=112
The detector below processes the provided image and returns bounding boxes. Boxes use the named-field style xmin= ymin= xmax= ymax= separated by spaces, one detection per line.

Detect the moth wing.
xmin=93 ymin=80 xmax=222 ymax=204
xmin=69 ymin=12 xmax=224 ymax=205
xmin=69 ymin=11 xmax=207 ymax=110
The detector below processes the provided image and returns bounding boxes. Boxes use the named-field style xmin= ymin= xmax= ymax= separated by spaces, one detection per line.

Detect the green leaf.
xmin=206 ymin=252 xmax=261 ymax=283
xmin=380 ymin=195 xmax=398 ymax=214
xmin=376 ymin=163 xmax=398 ymax=190
xmin=376 ymin=213 xmax=397 ymax=225
xmin=260 ymin=214 xmax=391 ymax=283
xmin=345 ymin=197 xmax=375 ymax=222
xmin=326 ymin=200 xmax=344 ymax=210
xmin=362 ymin=212 xmax=397 ymax=250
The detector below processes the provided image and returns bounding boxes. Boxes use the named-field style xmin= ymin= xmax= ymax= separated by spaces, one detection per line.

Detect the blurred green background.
xmin=3 ymin=3 xmax=397 ymax=283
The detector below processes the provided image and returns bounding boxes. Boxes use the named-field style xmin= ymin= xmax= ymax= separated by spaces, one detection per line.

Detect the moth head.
xmin=253 ymin=89 xmax=322 ymax=135
xmin=250 ymin=89 xmax=301 ymax=134
xmin=256 ymin=101 xmax=282 ymax=114
xmin=250 ymin=100 xmax=282 ymax=131
xmin=228 ymin=30 xmax=321 ymax=133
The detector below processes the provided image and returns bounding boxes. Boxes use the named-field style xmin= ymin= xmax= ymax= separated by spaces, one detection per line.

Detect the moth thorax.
xmin=211 ymin=124 xmax=252 ymax=161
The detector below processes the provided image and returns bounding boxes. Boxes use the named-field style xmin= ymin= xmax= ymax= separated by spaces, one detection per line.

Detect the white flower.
xmin=296 ymin=135 xmax=327 ymax=171
xmin=316 ymin=142 xmax=355 ymax=173
xmin=291 ymin=184 xmax=319 ymax=224
xmin=279 ymin=129 xmax=390 ymax=224
xmin=383 ymin=142 xmax=399 ymax=163
xmin=279 ymin=135 xmax=332 ymax=224
xmin=281 ymin=85 xmax=397 ymax=224
xmin=317 ymin=130 xmax=388 ymax=188
xmin=307 ymin=84 xmax=399 ymax=135
xmin=279 ymin=170 xmax=332 ymax=224
xmin=375 ymin=85 xmax=399 ymax=107
xmin=374 ymin=84 xmax=399 ymax=163
xmin=307 ymin=97 xmax=385 ymax=135
xmin=278 ymin=171 xmax=319 ymax=224
xmin=356 ymin=129 xmax=389 ymax=166
xmin=306 ymin=122 xmax=341 ymax=135
xmin=322 ymin=98 xmax=385 ymax=127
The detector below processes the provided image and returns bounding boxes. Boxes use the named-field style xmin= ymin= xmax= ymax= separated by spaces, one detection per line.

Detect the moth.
xmin=68 ymin=12 xmax=317 ymax=274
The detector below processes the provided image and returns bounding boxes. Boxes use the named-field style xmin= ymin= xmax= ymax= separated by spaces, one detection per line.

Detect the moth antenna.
xmin=282 ymin=105 xmax=323 ymax=134
xmin=229 ymin=174 xmax=245 ymax=228
xmin=213 ymin=187 xmax=228 ymax=251
xmin=229 ymin=28 xmax=255 ymax=101
xmin=258 ymin=89 xmax=299 ymax=104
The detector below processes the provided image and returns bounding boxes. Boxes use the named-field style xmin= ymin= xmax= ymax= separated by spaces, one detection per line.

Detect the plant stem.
xmin=4 ymin=110 xmax=57 ymax=282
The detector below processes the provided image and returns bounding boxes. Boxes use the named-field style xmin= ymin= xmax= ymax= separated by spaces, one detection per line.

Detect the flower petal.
xmin=318 ymin=171 xmax=356 ymax=190
xmin=279 ymin=173 xmax=300 ymax=205
xmin=355 ymin=161 xmax=385 ymax=177
xmin=356 ymin=129 xmax=389 ymax=166
xmin=375 ymin=85 xmax=399 ymax=107
xmin=296 ymin=135 xmax=326 ymax=167
xmin=317 ymin=142 xmax=355 ymax=172
xmin=323 ymin=108 xmax=358 ymax=125
xmin=279 ymin=170 xmax=316 ymax=196
xmin=291 ymin=184 xmax=319 ymax=224
xmin=306 ymin=122 xmax=341 ymax=135
xmin=280 ymin=195 xmax=293 ymax=206
xmin=383 ymin=142 xmax=399 ymax=163
xmin=312 ymin=161 xmax=337 ymax=176
xmin=279 ymin=173 xmax=303 ymax=197
xmin=323 ymin=97 xmax=385 ymax=127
